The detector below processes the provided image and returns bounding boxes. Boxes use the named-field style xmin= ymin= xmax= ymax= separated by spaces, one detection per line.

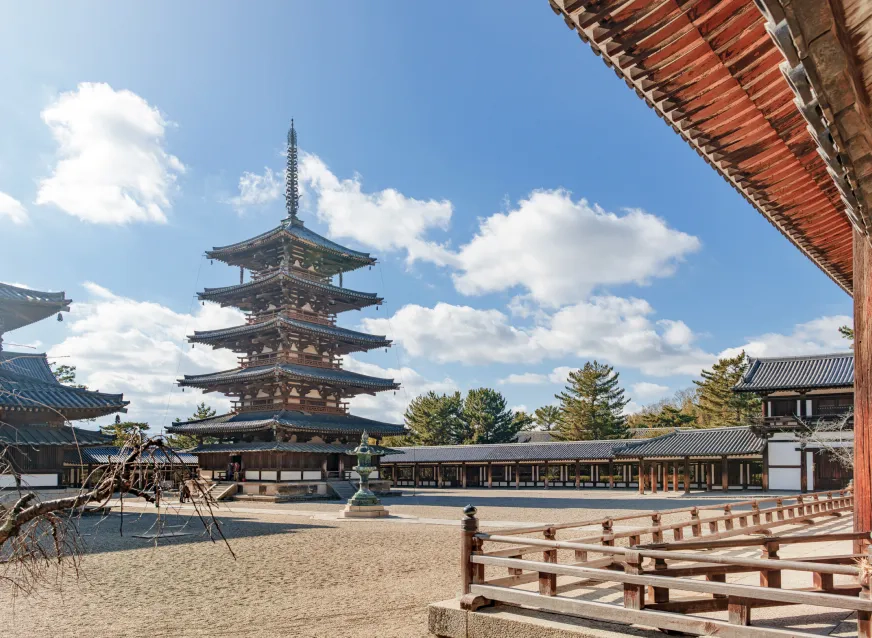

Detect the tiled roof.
xmin=167 ymin=409 xmax=405 ymax=437
xmin=734 ymin=353 xmax=854 ymax=392
xmin=512 ymin=431 xmax=557 ymax=443
xmin=0 ymin=352 xmax=59 ymax=384
xmin=190 ymin=315 xmax=389 ymax=348
xmin=0 ymin=368 xmax=127 ymax=415
xmin=207 ymin=221 xmax=374 ymax=264
xmin=382 ymin=440 xmax=634 ymax=464
xmin=0 ymin=424 xmax=110 ymax=446
xmin=199 ymin=269 xmax=381 ymax=306
xmin=179 ymin=362 xmax=398 ymax=390
xmin=0 ymin=282 xmax=69 ymax=305
xmin=189 ymin=441 xmax=399 ymax=455
xmin=65 ymin=446 xmax=199 ymax=465
xmin=616 ymin=427 xmax=765 ymax=459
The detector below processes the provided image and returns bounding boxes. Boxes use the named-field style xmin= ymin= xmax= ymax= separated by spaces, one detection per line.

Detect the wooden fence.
xmin=459 ymin=489 xmax=872 ymax=637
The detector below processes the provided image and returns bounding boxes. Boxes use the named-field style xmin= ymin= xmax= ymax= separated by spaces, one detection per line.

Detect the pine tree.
xmin=100 ymin=419 xmax=150 ymax=446
xmin=693 ymin=352 xmax=761 ymax=427
xmin=512 ymin=410 xmax=534 ymax=432
xmin=555 ymin=361 xmax=629 ymax=440
xmin=403 ymin=391 xmax=464 ymax=446
xmin=167 ymin=403 xmax=218 ymax=449
xmin=51 ymin=363 xmax=86 ymax=388
xmin=462 ymin=388 xmax=519 ymax=444
xmin=533 ymin=405 xmax=561 ymax=431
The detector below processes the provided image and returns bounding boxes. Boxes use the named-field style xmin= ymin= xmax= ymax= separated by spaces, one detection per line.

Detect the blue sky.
xmin=0 ymin=2 xmax=852 ymax=429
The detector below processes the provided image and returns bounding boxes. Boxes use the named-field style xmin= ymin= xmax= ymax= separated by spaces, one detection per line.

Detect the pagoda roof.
xmin=178 ymin=362 xmax=398 ymax=392
xmin=0 ymin=423 xmax=110 ymax=447
xmin=0 ymin=351 xmax=58 ymax=384
xmin=190 ymin=315 xmax=390 ymax=351
xmin=0 ymin=282 xmax=71 ymax=333
xmin=0 ymin=366 xmax=128 ymax=417
xmin=206 ymin=220 xmax=375 ymax=273
xmin=189 ymin=440 xmax=400 ymax=455
xmin=167 ymin=409 xmax=405 ymax=437
xmin=199 ymin=268 xmax=381 ymax=311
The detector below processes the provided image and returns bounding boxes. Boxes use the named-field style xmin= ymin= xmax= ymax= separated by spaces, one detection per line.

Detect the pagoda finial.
xmin=284 ymin=119 xmax=301 ymax=225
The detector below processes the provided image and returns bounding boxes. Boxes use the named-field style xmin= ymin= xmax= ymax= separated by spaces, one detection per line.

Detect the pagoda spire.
xmin=284 ymin=119 xmax=301 ymax=225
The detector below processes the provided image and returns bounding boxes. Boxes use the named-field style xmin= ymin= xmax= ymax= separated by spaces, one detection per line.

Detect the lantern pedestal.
xmin=340 ymin=430 xmax=390 ymax=519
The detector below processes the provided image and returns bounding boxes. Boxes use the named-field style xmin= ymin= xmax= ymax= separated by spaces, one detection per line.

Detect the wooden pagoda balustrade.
xmin=232 ymin=398 xmax=348 ymax=415
xmin=252 ymin=266 xmax=329 ymax=284
xmin=238 ymin=351 xmax=340 ymax=370
xmin=457 ymin=490 xmax=871 ymax=636
xmin=245 ymin=309 xmax=335 ymax=327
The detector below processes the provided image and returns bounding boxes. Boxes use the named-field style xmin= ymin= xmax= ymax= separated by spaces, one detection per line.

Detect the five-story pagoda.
xmin=168 ymin=122 xmax=404 ymax=494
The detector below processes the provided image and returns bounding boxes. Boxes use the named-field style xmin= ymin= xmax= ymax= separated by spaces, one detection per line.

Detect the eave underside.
xmin=548 ymin=0 xmax=856 ymax=293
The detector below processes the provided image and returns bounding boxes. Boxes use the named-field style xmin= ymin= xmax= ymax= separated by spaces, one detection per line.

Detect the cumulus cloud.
xmin=0 ymin=192 xmax=28 ymax=225
xmin=721 ymin=315 xmax=853 ymax=359
xmin=500 ymin=366 xmax=573 ymax=385
xmin=449 ymin=191 xmax=701 ymax=305
xmin=343 ymin=357 xmax=456 ymax=423
xmin=48 ymin=283 xmax=243 ymax=426
xmin=364 ymin=297 xmax=715 ymax=377
xmin=301 ymin=154 xmax=455 ymax=264
xmin=36 ymin=82 xmax=184 ymax=224
xmin=228 ymin=167 xmax=282 ymax=212
xmin=631 ymin=382 xmax=671 ymax=401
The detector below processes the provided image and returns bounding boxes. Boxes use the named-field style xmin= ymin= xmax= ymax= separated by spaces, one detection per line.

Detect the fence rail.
xmin=457 ymin=489 xmax=871 ymax=637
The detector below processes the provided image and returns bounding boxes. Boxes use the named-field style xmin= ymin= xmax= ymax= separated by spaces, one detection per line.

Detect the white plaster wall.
xmin=261 ymin=471 xmax=277 ymax=481
xmin=302 ymin=471 xmax=321 ymax=480
xmin=769 ymin=467 xmax=800 ymax=490
xmin=769 ymin=440 xmax=801 ymax=466
xmin=281 ymin=471 xmax=302 ymax=481
xmin=0 ymin=474 xmax=59 ymax=488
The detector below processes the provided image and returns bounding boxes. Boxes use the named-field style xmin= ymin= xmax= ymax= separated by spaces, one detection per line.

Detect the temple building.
xmin=167 ymin=122 xmax=404 ymax=498
xmin=0 ymin=282 xmax=127 ymax=488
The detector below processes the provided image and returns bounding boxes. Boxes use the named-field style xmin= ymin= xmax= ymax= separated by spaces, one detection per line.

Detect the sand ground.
xmin=0 ymin=488 xmax=840 ymax=638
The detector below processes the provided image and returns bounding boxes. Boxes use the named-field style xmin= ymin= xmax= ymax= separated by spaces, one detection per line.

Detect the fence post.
xmin=601 ymin=518 xmax=614 ymax=547
xmin=651 ymin=512 xmax=663 ymax=543
xmin=540 ymin=527 xmax=557 ymax=596
xmin=760 ymin=540 xmax=781 ymax=588
xmin=461 ymin=505 xmax=478 ymax=595
xmin=690 ymin=507 xmax=702 ymax=537
xmin=623 ymin=550 xmax=645 ymax=610
xmin=723 ymin=504 xmax=734 ymax=531
xmin=752 ymin=501 xmax=761 ymax=525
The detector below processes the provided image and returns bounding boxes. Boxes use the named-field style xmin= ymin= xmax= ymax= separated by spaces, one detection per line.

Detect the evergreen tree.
xmin=512 ymin=410 xmax=534 ymax=432
xmin=555 ymin=361 xmax=629 ymax=440
xmin=51 ymin=363 xmax=86 ymax=388
xmin=167 ymin=403 xmax=218 ymax=449
xmin=693 ymin=352 xmax=761 ymax=427
xmin=533 ymin=405 xmax=561 ymax=431
xmin=462 ymin=388 xmax=519 ymax=444
xmin=403 ymin=391 xmax=464 ymax=446
xmin=839 ymin=325 xmax=854 ymax=343
xmin=100 ymin=419 xmax=150 ymax=446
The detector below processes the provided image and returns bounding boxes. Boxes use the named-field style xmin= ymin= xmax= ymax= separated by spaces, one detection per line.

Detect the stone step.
xmin=327 ymin=480 xmax=357 ymax=500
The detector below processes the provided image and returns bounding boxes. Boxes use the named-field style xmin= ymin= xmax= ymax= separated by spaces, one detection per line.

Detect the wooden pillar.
xmin=856 ymin=229 xmax=872 ymax=541
xmin=391 ymin=465 xmax=396 ymax=488
xmin=437 ymin=463 xmax=442 ymax=489
xmin=413 ymin=464 xmax=419 ymax=488
xmin=575 ymin=460 xmax=580 ymax=489
xmin=543 ymin=462 xmax=549 ymax=489
xmin=721 ymin=456 xmax=729 ymax=491
xmin=608 ymin=460 xmax=614 ymax=488
xmin=800 ymin=446 xmax=808 ymax=494
xmin=650 ymin=463 xmax=657 ymax=494
xmin=461 ymin=463 xmax=467 ymax=489
xmin=683 ymin=457 xmax=690 ymax=494
xmin=762 ymin=445 xmax=770 ymax=492
xmin=638 ymin=460 xmax=645 ymax=493
xmin=671 ymin=462 xmax=677 ymax=492
xmin=741 ymin=461 xmax=749 ymax=490
xmin=487 ymin=463 xmax=493 ymax=489
xmin=515 ymin=462 xmax=520 ymax=489
xmin=705 ymin=463 xmax=712 ymax=491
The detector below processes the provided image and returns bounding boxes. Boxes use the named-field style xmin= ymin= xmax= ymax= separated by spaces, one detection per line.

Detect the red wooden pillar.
xmin=856 ymin=229 xmax=872 ymax=542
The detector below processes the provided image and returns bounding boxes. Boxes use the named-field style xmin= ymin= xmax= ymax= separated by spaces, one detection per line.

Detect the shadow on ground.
xmin=76 ymin=510 xmax=328 ymax=556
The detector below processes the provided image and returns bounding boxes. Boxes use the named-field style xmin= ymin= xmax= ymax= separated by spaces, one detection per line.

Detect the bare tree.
xmin=797 ymin=409 xmax=854 ymax=471
xmin=0 ymin=378 xmax=233 ymax=594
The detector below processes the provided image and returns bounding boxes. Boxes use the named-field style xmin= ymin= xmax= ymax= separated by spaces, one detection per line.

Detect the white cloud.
xmin=343 ymin=357 xmax=456 ymax=424
xmin=228 ymin=167 xmax=282 ymax=212
xmin=631 ymin=382 xmax=671 ymax=401
xmin=301 ymin=154 xmax=455 ymax=265
xmin=0 ymin=192 xmax=28 ymax=224
xmin=500 ymin=366 xmax=573 ymax=386
xmin=449 ymin=191 xmax=701 ymax=306
xmin=365 ymin=297 xmax=715 ymax=377
xmin=48 ymin=282 xmax=243 ymax=427
xmin=721 ymin=315 xmax=853 ymax=359
xmin=36 ymin=82 xmax=184 ymax=224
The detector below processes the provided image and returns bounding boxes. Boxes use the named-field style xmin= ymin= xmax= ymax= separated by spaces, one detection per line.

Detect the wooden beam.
xmin=855 ymin=229 xmax=872 ymax=544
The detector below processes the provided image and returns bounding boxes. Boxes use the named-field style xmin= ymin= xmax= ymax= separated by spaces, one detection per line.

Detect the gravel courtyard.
xmin=0 ymin=488 xmax=742 ymax=638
